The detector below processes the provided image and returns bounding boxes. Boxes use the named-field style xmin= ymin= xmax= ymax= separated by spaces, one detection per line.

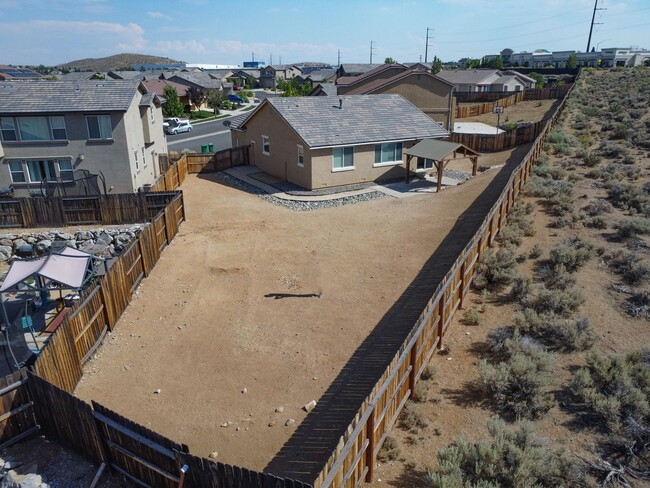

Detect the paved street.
xmin=166 ymin=115 xmax=237 ymax=153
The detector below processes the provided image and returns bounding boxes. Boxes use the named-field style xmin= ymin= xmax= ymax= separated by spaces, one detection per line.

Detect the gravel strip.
xmin=270 ymin=180 xmax=376 ymax=196
xmin=216 ymin=172 xmax=385 ymax=211
xmin=443 ymin=169 xmax=472 ymax=181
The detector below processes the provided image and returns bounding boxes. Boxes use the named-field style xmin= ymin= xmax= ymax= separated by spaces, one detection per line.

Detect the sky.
xmin=1 ymin=0 xmax=650 ymax=67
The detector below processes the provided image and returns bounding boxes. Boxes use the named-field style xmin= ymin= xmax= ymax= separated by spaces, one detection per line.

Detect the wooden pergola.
xmin=404 ymin=139 xmax=481 ymax=192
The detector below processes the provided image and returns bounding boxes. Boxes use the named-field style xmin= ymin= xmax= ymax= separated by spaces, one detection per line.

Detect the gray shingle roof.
xmin=57 ymin=71 xmax=104 ymax=81
xmin=168 ymin=72 xmax=222 ymax=89
xmin=0 ymin=80 xmax=142 ymax=114
xmin=340 ymin=64 xmax=377 ymax=76
xmin=436 ymin=69 xmax=499 ymax=85
xmin=236 ymin=94 xmax=449 ymax=148
xmin=405 ymin=139 xmax=479 ymax=161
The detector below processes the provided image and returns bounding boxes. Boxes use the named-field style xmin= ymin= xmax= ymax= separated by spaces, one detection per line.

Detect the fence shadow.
xmin=264 ymin=143 xmax=533 ymax=482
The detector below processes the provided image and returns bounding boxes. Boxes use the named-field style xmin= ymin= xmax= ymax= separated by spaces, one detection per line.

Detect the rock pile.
xmin=0 ymin=457 xmax=50 ymax=488
xmin=0 ymin=225 xmax=145 ymax=263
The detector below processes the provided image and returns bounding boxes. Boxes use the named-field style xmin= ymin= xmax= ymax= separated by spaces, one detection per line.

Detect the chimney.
xmin=339 ymin=98 xmax=343 ymax=109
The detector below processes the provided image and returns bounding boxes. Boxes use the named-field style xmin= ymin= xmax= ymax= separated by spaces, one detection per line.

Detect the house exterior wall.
xmin=0 ymin=94 xmax=166 ymax=195
xmin=369 ymin=73 xmax=455 ymax=129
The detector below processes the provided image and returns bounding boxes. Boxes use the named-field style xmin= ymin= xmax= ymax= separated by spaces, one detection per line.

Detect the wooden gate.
xmin=92 ymin=401 xmax=189 ymax=487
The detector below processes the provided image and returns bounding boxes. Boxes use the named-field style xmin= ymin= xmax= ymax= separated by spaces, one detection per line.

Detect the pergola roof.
xmin=0 ymin=246 xmax=96 ymax=292
xmin=404 ymin=139 xmax=480 ymax=161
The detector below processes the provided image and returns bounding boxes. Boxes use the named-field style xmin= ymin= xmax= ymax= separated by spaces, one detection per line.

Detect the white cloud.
xmin=148 ymin=11 xmax=172 ymax=21
xmin=0 ymin=20 xmax=147 ymax=64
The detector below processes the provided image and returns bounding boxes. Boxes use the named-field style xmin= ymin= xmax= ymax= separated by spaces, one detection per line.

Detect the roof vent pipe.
xmin=339 ymin=98 xmax=343 ymax=109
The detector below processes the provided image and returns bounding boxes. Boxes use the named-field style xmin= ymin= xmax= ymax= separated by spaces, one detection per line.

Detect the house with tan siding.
xmin=229 ymin=94 xmax=449 ymax=190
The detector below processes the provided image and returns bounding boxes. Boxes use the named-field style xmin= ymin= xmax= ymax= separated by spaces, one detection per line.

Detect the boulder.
xmin=0 ymin=246 xmax=12 ymax=262
xmin=35 ymin=240 xmax=51 ymax=253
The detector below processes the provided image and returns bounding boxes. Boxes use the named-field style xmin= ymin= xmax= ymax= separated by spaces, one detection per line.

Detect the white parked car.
xmin=165 ymin=121 xmax=193 ymax=135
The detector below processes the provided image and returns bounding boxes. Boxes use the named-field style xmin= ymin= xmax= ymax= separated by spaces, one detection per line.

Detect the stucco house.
xmin=228 ymin=94 xmax=449 ymax=190
xmin=436 ymin=69 xmax=535 ymax=92
xmin=0 ymin=80 xmax=167 ymax=196
xmin=259 ymin=65 xmax=302 ymax=89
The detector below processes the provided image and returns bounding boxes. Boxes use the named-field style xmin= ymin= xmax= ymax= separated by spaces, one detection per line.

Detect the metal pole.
xmin=0 ymin=296 xmax=21 ymax=372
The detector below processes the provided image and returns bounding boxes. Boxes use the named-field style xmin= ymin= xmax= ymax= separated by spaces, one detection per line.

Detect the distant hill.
xmin=58 ymin=53 xmax=184 ymax=72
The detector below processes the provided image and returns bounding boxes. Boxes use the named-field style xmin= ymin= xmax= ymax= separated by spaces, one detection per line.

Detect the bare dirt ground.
xmin=73 ymin=148 xmax=522 ymax=476
xmin=459 ymin=99 xmax=559 ymax=124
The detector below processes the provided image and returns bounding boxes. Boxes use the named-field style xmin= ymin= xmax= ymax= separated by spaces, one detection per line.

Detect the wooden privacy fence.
xmin=0 ymin=192 xmax=180 ymax=229
xmin=450 ymin=119 xmax=546 ymax=152
xmin=455 ymin=91 xmax=523 ymax=118
xmin=31 ymin=192 xmax=185 ymax=393
xmin=312 ymin=73 xmax=577 ymax=488
xmin=453 ymin=84 xmax=572 ymax=104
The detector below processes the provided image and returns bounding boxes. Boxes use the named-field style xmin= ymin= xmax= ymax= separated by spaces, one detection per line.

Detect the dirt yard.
xmin=459 ymin=99 xmax=560 ymax=124
xmin=74 ymin=152 xmax=518 ymax=473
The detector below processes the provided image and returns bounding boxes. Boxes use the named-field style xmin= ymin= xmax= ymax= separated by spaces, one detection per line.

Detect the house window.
xmin=297 ymin=145 xmax=304 ymax=167
xmin=374 ymin=142 xmax=403 ymax=166
xmin=86 ymin=115 xmax=112 ymax=139
xmin=27 ymin=160 xmax=57 ymax=181
xmin=0 ymin=118 xmax=17 ymax=141
xmin=332 ymin=146 xmax=354 ymax=171
xmin=417 ymin=158 xmax=435 ymax=170
xmin=142 ymin=148 xmax=147 ymax=168
xmin=134 ymin=151 xmax=139 ymax=171
xmin=49 ymin=116 xmax=67 ymax=140
xmin=58 ymin=160 xmax=74 ymax=181
xmin=515 ymin=85 xmax=521 ymax=92
xmin=17 ymin=117 xmax=50 ymax=141
xmin=8 ymin=161 xmax=25 ymax=183
xmin=262 ymin=135 xmax=270 ymax=155
xmin=149 ymin=106 xmax=155 ymax=123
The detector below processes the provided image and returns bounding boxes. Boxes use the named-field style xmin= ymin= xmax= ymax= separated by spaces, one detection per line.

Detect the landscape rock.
xmin=303 ymin=400 xmax=317 ymax=412
xmin=0 ymin=246 xmax=12 ymax=262
xmin=275 ymin=406 xmax=284 ymax=413
xmin=285 ymin=419 xmax=295 ymax=426
xmin=208 ymin=451 xmax=218 ymax=459
xmin=35 ymin=240 xmax=51 ymax=253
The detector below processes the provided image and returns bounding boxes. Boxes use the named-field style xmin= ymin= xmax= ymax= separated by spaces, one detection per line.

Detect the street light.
xmin=596 ymin=39 xmax=611 ymax=51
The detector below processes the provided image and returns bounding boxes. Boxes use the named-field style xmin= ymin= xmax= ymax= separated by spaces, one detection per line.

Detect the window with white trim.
xmin=142 ymin=148 xmax=147 ymax=168
xmin=86 ymin=115 xmax=113 ymax=139
xmin=49 ymin=116 xmax=67 ymax=140
xmin=332 ymin=146 xmax=354 ymax=170
xmin=374 ymin=142 xmax=403 ymax=166
xmin=417 ymin=158 xmax=435 ymax=170
xmin=17 ymin=117 xmax=49 ymax=141
xmin=7 ymin=159 xmax=73 ymax=183
xmin=297 ymin=145 xmax=304 ymax=167
xmin=262 ymin=135 xmax=270 ymax=155
xmin=0 ymin=117 xmax=16 ymax=141
xmin=134 ymin=151 xmax=139 ymax=171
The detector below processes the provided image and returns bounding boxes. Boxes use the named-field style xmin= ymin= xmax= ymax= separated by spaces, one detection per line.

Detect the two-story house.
xmin=0 ymin=80 xmax=167 ymax=196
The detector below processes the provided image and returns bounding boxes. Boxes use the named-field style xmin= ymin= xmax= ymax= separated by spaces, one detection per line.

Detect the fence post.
xmin=459 ymin=261 xmax=466 ymax=310
xmin=437 ymin=294 xmax=445 ymax=349
xmin=408 ymin=342 xmax=417 ymax=398
xmin=365 ymin=407 xmax=376 ymax=482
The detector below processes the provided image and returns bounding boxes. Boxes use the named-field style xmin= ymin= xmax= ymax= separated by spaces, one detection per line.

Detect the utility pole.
xmin=251 ymin=51 xmax=255 ymax=62
xmin=586 ymin=0 xmax=606 ymax=52
xmin=269 ymin=53 xmax=273 ymax=65
xmin=279 ymin=55 xmax=282 ymax=65
xmin=370 ymin=41 xmax=376 ymax=64
xmin=337 ymin=49 xmax=341 ymax=67
xmin=425 ymin=28 xmax=434 ymax=63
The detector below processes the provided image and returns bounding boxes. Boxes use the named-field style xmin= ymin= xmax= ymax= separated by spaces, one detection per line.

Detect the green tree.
xmin=467 ymin=58 xmax=481 ymax=69
xmin=566 ymin=53 xmax=578 ymax=69
xmin=205 ymin=89 xmax=224 ymax=115
xmin=162 ymin=85 xmax=184 ymax=117
xmin=529 ymin=72 xmax=545 ymax=88
xmin=384 ymin=57 xmax=396 ymax=64
xmin=481 ymin=56 xmax=504 ymax=69
xmin=186 ymin=86 xmax=206 ymax=110
xmin=430 ymin=56 xmax=443 ymax=74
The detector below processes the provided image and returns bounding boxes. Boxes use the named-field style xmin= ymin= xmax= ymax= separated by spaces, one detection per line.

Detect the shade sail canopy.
xmin=0 ymin=246 xmax=95 ymax=292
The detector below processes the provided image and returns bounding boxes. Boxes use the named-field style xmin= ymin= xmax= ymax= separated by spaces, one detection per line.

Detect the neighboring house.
xmin=308 ymin=83 xmax=338 ymax=97
xmin=231 ymin=69 xmax=260 ymax=89
xmin=259 ymin=65 xmax=302 ymax=89
xmin=229 ymin=94 xmax=449 ymax=190
xmin=142 ymin=79 xmax=190 ymax=108
xmin=436 ymin=69 xmax=535 ymax=92
xmin=58 ymin=71 xmax=106 ymax=81
xmin=304 ymin=68 xmax=337 ymax=83
xmin=165 ymin=72 xmax=223 ymax=110
xmin=0 ymin=66 xmax=41 ymax=81
xmin=0 ymin=80 xmax=166 ymax=196
xmin=336 ymin=64 xmax=411 ymax=95
xmin=336 ymin=64 xmax=378 ymax=79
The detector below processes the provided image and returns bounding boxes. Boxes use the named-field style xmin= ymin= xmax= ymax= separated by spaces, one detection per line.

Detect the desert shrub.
xmin=582 ymin=152 xmax=602 ymax=167
xmin=535 ymin=152 xmax=550 ymax=166
xmin=510 ymin=273 xmax=532 ymax=301
xmin=534 ymin=163 xmax=567 ymax=180
xmin=477 ymin=334 xmax=555 ymax=419
xmin=427 ymin=418 xmax=584 ymax=488
xmin=571 ymin=349 xmax=650 ymax=429
xmin=377 ymin=436 xmax=400 ymax=462
xmin=599 ymin=142 xmax=630 ymax=159
xmin=421 ymin=364 xmax=436 ymax=381
xmin=495 ymin=225 xmax=523 ymax=247
xmin=548 ymin=238 xmax=595 ymax=272
xmin=548 ymin=188 xmax=575 ymax=217
xmin=530 ymin=287 xmax=585 ymax=317
xmin=473 ymin=248 xmax=517 ymax=291
xmin=583 ymin=199 xmax=613 ymax=217
xmin=538 ymin=263 xmax=577 ymax=290
xmin=412 ymin=383 xmax=429 ymax=403
xmin=586 ymin=216 xmax=607 ymax=229
xmin=614 ymin=217 xmax=650 ymax=240
xmin=513 ymin=308 xmax=596 ymax=352
xmin=505 ymin=202 xmax=535 ymax=236
xmin=462 ymin=308 xmax=483 ymax=326
xmin=400 ymin=403 xmax=428 ymax=431
xmin=606 ymin=249 xmax=650 ymax=286
xmin=547 ymin=129 xmax=576 ymax=146
xmin=608 ymin=183 xmax=650 ymax=215
xmin=609 ymin=122 xmax=633 ymax=141
xmin=529 ymin=243 xmax=543 ymax=260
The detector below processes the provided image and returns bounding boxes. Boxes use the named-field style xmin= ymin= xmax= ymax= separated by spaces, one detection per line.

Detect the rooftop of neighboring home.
xmin=338 ymin=63 xmax=377 ymax=77
xmin=355 ymin=67 xmax=454 ymax=94
xmin=0 ymin=80 xmax=153 ymax=113
xmin=336 ymin=63 xmax=408 ymax=87
xmin=231 ymin=94 xmax=449 ymax=148
xmin=308 ymin=83 xmax=337 ymax=96
xmin=57 ymin=71 xmax=105 ymax=81
xmin=166 ymin=71 xmax=222 ymax=89
xmin=0 ymin=65 xmax=42 ymax=80
xmin=306 ymin=68 xmax=337 ymax=82
xmin=141 ymin=79 xmax=189 ymax=97
xmin=437 ymin=69 xmax=535 ymax=86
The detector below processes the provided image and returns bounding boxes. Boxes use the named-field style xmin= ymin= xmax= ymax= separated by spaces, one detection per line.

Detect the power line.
xmin=587 ymin=0 xmax=607 ymax=52
xmin=424 ymin=27 xmax=434 ymax=63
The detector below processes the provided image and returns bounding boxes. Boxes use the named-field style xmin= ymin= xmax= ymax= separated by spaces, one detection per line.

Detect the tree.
xmin=467 ymin=58 xmax=481 ymax=69
xmin=186 ymin=86 xmax=206 ymax=111
xmin=430 ymin=56 xmax=443 ymax=74
xmin=566 ymin=53 xmax=578 ymax=69
xmin=205 ymin=89 xmax=224 ymax=115
xmin=529 ymin=72 xmax=545 ymax=88
xmin=481 ymin=56 xmax=504 ymax=69
xmin=384 ymin=57 xmax=396 ymax=64
xmin=162 ymin=85 xmax=184 ymax=118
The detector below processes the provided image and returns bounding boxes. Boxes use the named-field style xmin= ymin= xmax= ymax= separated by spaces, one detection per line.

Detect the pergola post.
xmin=436 ymin=161 xmax=443 ymax=192
xmin=471 ymin=156 xmax=478 ymax=176
xmin=405 ymin=154 xmax=412 ymax=183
